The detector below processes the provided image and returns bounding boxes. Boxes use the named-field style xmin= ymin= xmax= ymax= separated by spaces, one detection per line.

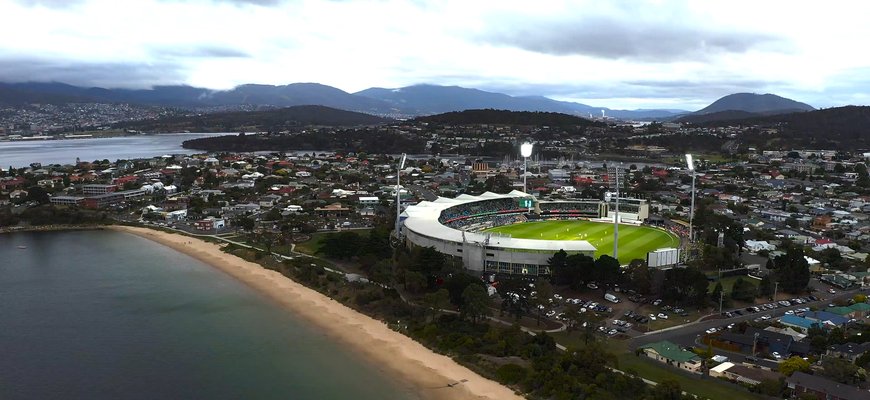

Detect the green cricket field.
xmin=484 ymin=220 xmax=680 ymax=264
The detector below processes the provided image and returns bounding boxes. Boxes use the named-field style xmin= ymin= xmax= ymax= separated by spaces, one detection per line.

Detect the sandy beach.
xmin=111 ymin=226 xmax=522 ymax=400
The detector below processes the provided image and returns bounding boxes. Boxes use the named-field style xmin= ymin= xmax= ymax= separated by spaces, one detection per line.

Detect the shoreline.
xmin=110 ymin=225 xmax=522 ymax=400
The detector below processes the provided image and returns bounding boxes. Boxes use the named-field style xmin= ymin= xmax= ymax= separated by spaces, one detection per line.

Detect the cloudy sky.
xmin=1 ymin=0 xmax=868 ymax=110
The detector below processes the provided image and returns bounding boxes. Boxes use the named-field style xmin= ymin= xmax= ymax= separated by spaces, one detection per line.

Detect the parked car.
xmin=772 ymin=352 xmax=782 ymax=360
xmin=657 ymin=313 xmax=668 ymax=319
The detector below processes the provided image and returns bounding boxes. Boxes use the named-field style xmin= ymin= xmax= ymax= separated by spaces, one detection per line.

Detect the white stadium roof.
xmin=402 ymin=191 xmax=597 ymax=252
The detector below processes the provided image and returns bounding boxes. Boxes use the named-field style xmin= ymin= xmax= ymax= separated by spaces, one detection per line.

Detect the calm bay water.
xmin=0 ymin=230 xmax=417 ymax=400
xmin=0 ymin=133 xmax=232 ymax=167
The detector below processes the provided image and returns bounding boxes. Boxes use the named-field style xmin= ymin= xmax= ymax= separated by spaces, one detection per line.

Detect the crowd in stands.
xmin=438 ymin=198 xmax=532 ymax=230
xmin=665 ymin=222 xmax=690 ymax=238
xmin=449 ymin=214 xmax=528 ymax=231
xmin=539 ymin=201 xmax=602 ymax=218
xmin=438 ymin=198 xmax=526 ymax=224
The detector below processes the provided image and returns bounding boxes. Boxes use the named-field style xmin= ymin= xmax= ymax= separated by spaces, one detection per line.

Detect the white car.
xmin=772 ymin=352 xmax=782 ymax=360
xmin=649 ymin=314 xmax=657 ymax=321
xmin=705 ymin=328 xmax=717 ymax=334
xmin=658 ymin=313 xmax=668 ymax=319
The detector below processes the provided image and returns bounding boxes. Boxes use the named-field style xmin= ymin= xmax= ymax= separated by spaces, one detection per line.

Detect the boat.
xmin=17 ymin=245 xmax=26 ymax=249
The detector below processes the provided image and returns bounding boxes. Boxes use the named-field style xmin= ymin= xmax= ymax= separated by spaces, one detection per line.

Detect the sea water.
xmin=0 ymin=230 xmax=417 ymax=400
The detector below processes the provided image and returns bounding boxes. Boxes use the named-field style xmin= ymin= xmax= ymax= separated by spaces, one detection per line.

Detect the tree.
xmin=233 ymin=215 xmax=255 ymax=231
xmin=730 ymin=277 xmax=758 ymax=302
xmin=483 ymin=174 xmax=513 ymax=194
xmin=773 ymin=244 xmax=811 ymax=294
xmin=26 ymin=186 xmax=49 ymax=204
xmin=660 ymin=267 xmax=709 ymax=308
xmin=755 ymin=378 xmax=787 ymax=397
xmin=531 ymin=279 xmax=554 ymax=326
xmin=461 ymin=284 xmax=491 ymax=323
xmin=548 ymin=250 xmax=569 ymax=284
xmin=818 ymin=248 xmax=844 ymax=271
xmin=421 ymin=288 xmax=451 ymax=322
xmin=759 ymin=275 xmax=774 ymax=297
xmin=626 ymin=259 xmax=652 ymax=294
xmin=550 ymin=252 xmax=595 ymax=290
xmin=649 ymin=379 xmax=684 ymax=400
xmin=444 ymin=273 xmax=480 ymax=306
xmin=318 ymin=231 xmax=363 ymax=259
xmin=856 ymin=351 xmax=870 ymax=369
xmin=594 ymin=255 xmax=620 ymax=284
xmin=778 ymin=356 xmax=811 ymax=376
xmin=821 ymin=356 xmax=864 ymax=384
xmin=711 ymin=281 xmax=723 ymax=303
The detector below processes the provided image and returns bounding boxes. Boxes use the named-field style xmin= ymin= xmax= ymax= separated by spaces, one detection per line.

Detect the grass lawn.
xmin=293 ymin=232 xmax=331 ymax=255
xmin=484 ymin=220 xmax=680 ymax=264
xmin=550 ymin=333 xmax=762 ymax=400
xmin=293 ymin=229 xmax=372 ymax=255
xmin=708 ymin=275 xmax=759 ymax=293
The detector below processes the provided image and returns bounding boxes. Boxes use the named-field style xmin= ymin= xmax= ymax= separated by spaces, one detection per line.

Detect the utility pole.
xmin=719 ymin=289 xmax=725 ymax=315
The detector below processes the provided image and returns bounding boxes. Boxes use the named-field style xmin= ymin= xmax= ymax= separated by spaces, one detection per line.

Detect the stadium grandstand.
xmin=400 ymin=191 xmax=654 ymax=276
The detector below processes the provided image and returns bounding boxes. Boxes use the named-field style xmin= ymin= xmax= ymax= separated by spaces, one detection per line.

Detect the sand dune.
xmin=112 ymin=226 xmax=522 ymax=400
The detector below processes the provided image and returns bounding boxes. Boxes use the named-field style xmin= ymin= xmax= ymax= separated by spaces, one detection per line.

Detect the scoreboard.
xmin=518 ymin=198 xmax=535 ymax=209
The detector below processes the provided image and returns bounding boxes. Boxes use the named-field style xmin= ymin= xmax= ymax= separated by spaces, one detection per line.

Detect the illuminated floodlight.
xmin=685 ymin=154 xmax=694 ymax=171
xmin=520 ymin=142 xmax=534 ymax=158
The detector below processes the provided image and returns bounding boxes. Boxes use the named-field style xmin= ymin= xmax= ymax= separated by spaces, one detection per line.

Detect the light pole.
xmin=521 ymin=142 xmax=533 ymax=194
xmin=686 ymin=154 xmax=695 ymax=243
xmin=395 ymin=153 xmax=406 ymax=238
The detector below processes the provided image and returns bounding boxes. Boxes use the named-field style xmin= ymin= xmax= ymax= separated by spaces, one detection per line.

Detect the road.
xmin=630 ymin=286 xmax=864 ymax=362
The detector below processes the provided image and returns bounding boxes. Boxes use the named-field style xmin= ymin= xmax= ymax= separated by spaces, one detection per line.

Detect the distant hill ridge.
xmin=415 ymin=109 xmax=604 ymax=127
xmin=118 ymin=105 xmax=392 ymax=132
xmin=0 ymin=81 xmax=685 ymax=119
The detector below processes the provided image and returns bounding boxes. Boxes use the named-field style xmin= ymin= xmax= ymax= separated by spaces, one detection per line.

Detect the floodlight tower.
xmin=395 ymin=153 xmax=406 ymax=238
xmin=521 ymin=142 xmax=534 ymax=193
xmin=686 ymin=153 xmax=696 ymax=243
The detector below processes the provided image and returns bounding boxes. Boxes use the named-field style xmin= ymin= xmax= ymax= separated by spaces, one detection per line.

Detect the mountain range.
xmin=0 ymin=81 xmax=815 ymax=121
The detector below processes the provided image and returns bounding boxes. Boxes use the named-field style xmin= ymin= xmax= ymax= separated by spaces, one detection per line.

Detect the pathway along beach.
xmin=112 ymin=226 xmax=522 ymax=400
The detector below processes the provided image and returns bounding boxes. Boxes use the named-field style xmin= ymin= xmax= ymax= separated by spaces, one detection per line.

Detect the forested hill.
xmin=182 ymin=129 xmax=425 ymax=154
xmin=415 ymin=109 xmax=606 ymax=127
xmin=698 ymin=106 xmax=870 ymax=147
xmin=118 ymin=105 xmax=393 ymax=133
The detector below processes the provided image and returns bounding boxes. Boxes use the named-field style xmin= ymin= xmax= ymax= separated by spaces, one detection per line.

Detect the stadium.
xmin=399 ymin=191 xmax=681 ymax=276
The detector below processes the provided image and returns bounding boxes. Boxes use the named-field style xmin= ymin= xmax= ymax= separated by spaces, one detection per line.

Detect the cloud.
xmin=0 ymin=57 xmax=188 ymax=88
xmin=156 ymin=45 xmax=250 ymax=58
xmin=482 ymin=16 xmax=783 ymax=62
xmin=12 ymin=0 xmax=82 ymax=6
xmin=210 ymin=0 xmax=284 ymax=5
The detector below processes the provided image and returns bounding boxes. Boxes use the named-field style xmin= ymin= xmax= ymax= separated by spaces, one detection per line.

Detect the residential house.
xmin=787 ymin=371 xmax=870 ymax=400
xmin=710 ymin=362 xmax=782 ymax=385
xmin=827 ymin=342 xmax=870 ymax=363
xmin=639 ymin=341 xmax=703 ymax=373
